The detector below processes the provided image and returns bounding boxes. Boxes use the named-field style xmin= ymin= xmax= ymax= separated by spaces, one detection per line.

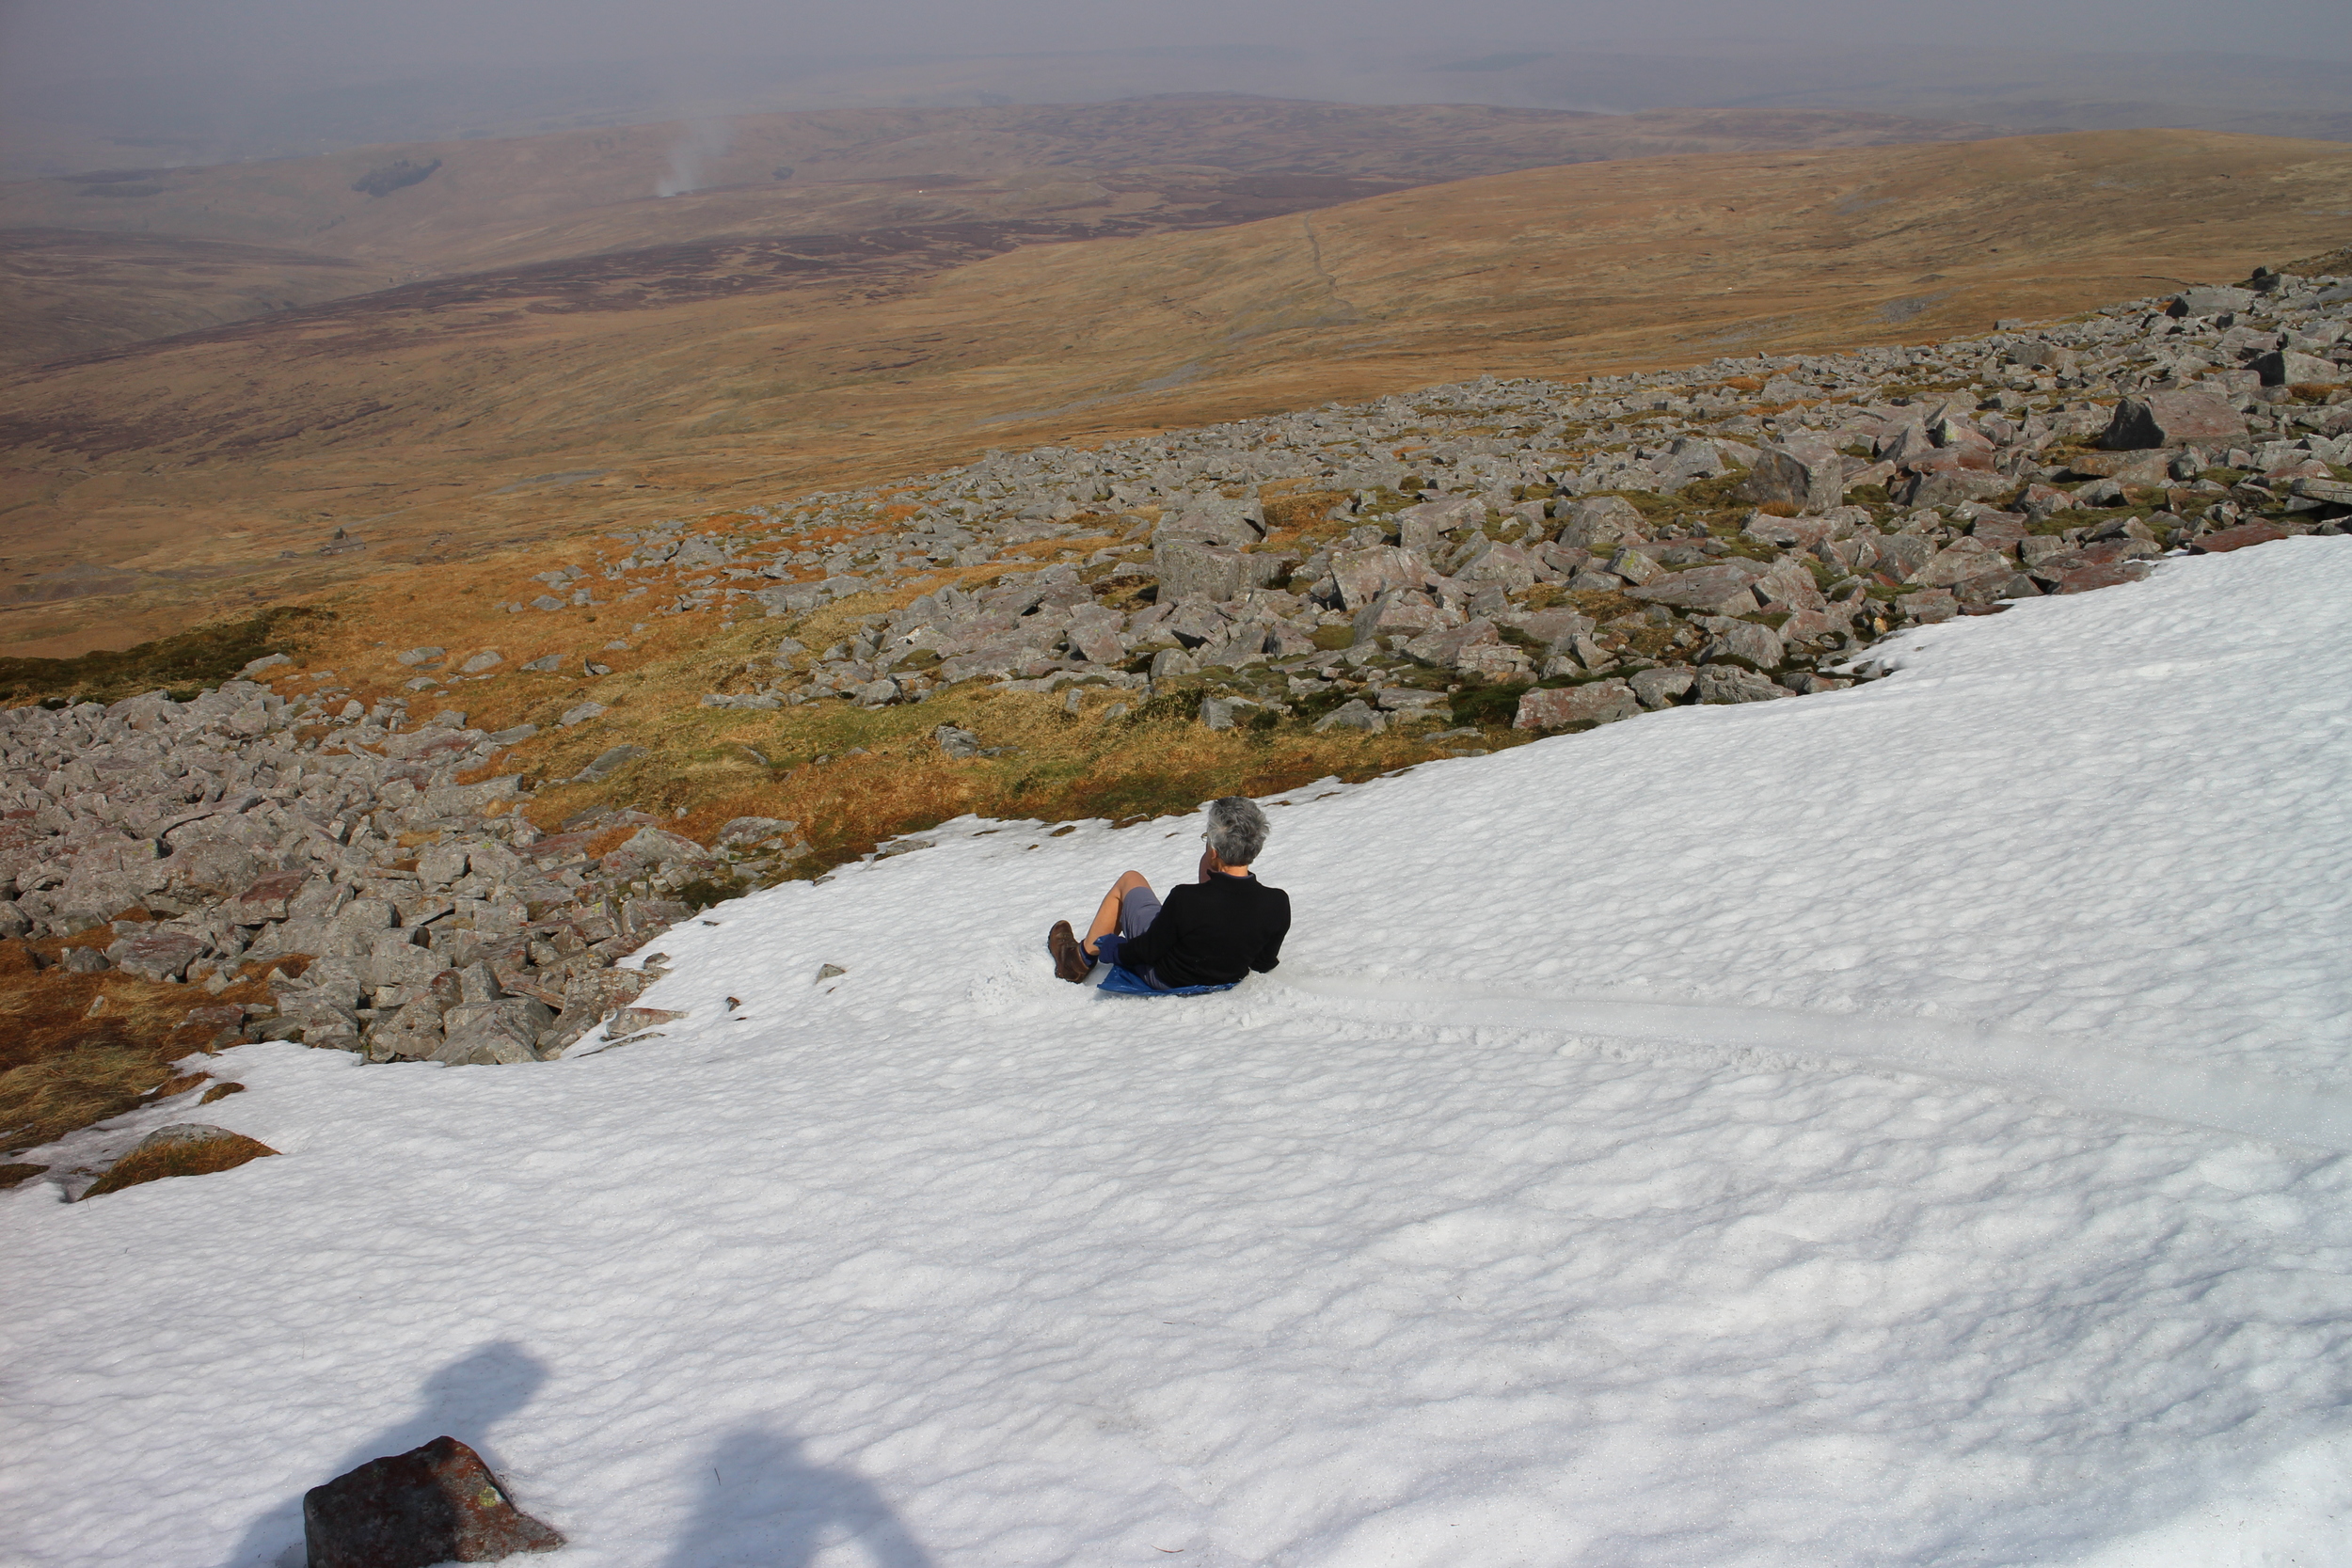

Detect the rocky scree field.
xmin=2 ymin=261 xmax=2348 ymax=1179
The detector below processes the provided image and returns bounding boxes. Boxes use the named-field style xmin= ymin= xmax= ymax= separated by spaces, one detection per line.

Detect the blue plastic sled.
xmin=1090 ymin=932 xmax=1238 ymax=997
xmin=1096 ymin=964 xmax=1236 ymax=998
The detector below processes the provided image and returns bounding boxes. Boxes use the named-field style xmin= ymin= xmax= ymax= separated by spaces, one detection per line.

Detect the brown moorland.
xmin=0 ymin=229 xmax=392 ymax=368
xmin=0 ymin=99 xmax=1993 ymax=375
xmin=3 ymin=99 xmax=1993 ymax=277
xmin=0 ymin=938 xmax=270 ymax=1159
xmin=2 ymin=127 xmax=2344 ymax=657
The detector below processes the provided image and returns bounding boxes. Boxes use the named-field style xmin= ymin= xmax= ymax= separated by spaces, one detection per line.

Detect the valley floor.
xmin=2 ymin=540 xmax=2347 ymax=1566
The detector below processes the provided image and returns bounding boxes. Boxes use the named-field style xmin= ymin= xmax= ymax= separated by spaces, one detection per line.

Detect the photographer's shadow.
xmin=221 ymin=1339 xmax=548 ymax=1568
xmin=664 ymin=1424 xmax=934 ymax=1568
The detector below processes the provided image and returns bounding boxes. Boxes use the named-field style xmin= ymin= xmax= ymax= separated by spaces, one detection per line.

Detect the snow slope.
xmin=4 ymin=539 xmax=2349 ymax=1568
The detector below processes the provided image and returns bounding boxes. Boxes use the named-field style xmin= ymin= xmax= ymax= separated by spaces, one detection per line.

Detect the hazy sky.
xmin=8 ymin=0 xmax=2350 ymax=80
xmin=4 ymin=0 xmax=2346 ymax=175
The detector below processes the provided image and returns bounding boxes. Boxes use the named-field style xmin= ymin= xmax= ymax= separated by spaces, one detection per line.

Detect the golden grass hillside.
xmin=3 ymin=127 xmax=2345 ymax=656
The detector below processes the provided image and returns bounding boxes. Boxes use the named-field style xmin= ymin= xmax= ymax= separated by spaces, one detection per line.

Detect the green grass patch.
xmin=1119 ymin=689 xmax=1201 ymax=727
xmin=1311 ymin=624 xmax=1357 ymax=652
xmin=1449 ymin=678 xmax=1532 ymax=730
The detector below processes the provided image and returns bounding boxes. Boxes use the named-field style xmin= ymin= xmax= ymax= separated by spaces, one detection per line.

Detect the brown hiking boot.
xmin=1047 ymin=920 xmax=1092 ymax=983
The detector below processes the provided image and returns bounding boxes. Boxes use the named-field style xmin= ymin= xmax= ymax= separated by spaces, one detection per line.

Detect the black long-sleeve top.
xmin=1119 ymin=872 xmax=1290 ymax=989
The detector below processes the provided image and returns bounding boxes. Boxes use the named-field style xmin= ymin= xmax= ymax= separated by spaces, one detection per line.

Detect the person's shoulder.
xmin=1252 ymin=879 xmax=1289 ymax=904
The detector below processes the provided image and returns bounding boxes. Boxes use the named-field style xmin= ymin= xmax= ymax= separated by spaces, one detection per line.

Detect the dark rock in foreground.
xmin=304 ymin=1435 xmax=562 ymax=1568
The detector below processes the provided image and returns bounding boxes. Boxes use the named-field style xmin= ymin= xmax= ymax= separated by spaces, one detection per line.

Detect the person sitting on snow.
xmin=1048 ymin=796 xmax=1290 ymax=992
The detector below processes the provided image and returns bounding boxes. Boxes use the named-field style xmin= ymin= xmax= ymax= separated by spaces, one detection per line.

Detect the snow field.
xmin=3 ymin=538 xmax=2349 ymax=1566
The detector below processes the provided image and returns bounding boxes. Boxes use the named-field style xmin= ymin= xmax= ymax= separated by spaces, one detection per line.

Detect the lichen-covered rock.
xmin=105 ymin=928 xmax=209 ymax=982
xmin=1627 ymin=561 xmax=1769 ymax=615
xmin=2189 ymin=521 xmax=2291 ymax=555
xmin=1912 ymin=536 xmax=2012 ymax=589
xmin=606 ymin=1006 xmax=687 ymax=1038
xmin=716 ymin=816 xmax=802 ymax=848
xmin=2254 ymin=348 xmax=2342 ymax=388
xmin=1153 ymin=539 xmax=1255 ymax=603
xmin=2169 ymin=285 xmax=2255 ymax=317
xmin=606 ymin=828 xmax=707 ymax=868
xmin=1392 ymin=493 xmax=1485 ymax=555
xmin=1514 ymin=680 xmax=1638 ymax=730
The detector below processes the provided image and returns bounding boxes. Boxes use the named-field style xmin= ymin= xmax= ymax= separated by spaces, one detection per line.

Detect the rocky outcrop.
xmin=597 ymin=269 xmax=2338 ymax=739
xmin=0 ymin=683 xmax=803 ymax=1065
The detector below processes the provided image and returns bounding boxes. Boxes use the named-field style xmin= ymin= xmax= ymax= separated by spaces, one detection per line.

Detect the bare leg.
xmin=1084 ymin=870 xmax=1151 ymax=957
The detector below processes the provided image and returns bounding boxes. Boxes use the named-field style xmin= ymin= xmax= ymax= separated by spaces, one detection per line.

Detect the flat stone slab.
xmin=2189 ymin=522 xmax=2291 ymax=555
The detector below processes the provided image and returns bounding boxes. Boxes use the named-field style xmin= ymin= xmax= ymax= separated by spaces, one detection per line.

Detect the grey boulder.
xmin=1312 ymin=699 xmax=1386 ymax=734
xmin=1553 ymin=496 xmax=1648 ymax=549
xmin=435 ymin=998 xmax=557 ymax=1065
xmin=1629 ymin=667 xmax=1696 ymax=708
xmin=2099 ymin=391 xmax=2247 ymax=451
xmin=1695 ymin=617 xmax=1786 ymax=670
xmin=1513 ymin=680 xmax=1638 ymax=730
xmin=2254 ymin=348 xmax=2342 ymax=388
xmin=1745 ymin=436 xmax=1847 ymax=514
xmin=1692 ymin=666 xmax=1793 ymax=705
xmin=1627 ymin=561 xmax=1768 ymax=615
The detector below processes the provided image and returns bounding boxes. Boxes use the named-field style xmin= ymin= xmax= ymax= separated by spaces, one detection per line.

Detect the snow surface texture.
xmin=5 ymin=540 xmax=2349 ymax=1568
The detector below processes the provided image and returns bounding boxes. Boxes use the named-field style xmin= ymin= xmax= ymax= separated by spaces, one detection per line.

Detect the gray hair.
xmin=1204 ymin=796 xmax=1269 ymax=867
